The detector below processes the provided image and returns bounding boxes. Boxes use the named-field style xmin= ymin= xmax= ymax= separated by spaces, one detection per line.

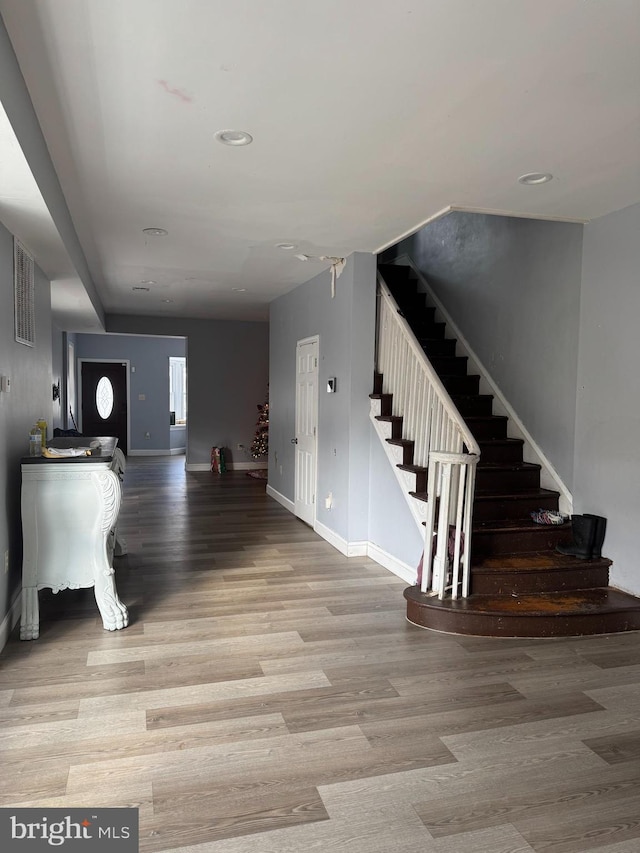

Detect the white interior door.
xmin=294 ymin=337 xmax=319 ymax=525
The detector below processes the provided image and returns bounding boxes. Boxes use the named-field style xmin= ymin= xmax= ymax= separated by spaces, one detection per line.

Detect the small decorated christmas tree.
xmin=250 ymin=395 xmax=269 ymax=459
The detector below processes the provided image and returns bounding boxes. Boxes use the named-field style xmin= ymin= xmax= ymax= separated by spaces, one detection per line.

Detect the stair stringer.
xmin=369 ymin=399 xmax=428 ymax=535
xmin=390 ymin=254 xmax=573 ymax=515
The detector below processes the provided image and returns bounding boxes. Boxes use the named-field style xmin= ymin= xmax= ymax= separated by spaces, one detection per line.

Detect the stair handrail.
xmin=376 ymin=272 xmax=481 ymax=460
xmin=375 ymin=270 xmax=481 ymax=599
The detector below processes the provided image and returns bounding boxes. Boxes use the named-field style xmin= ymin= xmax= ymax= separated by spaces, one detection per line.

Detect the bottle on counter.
xmin=37 ymin=417 xmax=48 ymax=446
xmin=29 ymin=424 xmax=42 ymax=457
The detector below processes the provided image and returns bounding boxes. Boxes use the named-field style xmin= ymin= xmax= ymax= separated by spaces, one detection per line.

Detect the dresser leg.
xmin=94 ymin=567 xmax=129 ymax=631
xmin=20 ymin=586 xmax=40 ymax=640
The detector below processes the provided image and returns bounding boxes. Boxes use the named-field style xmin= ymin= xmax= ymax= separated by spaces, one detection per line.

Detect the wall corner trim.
xmin=266 ymin=488 xmax=415 ymax=584
xmin=313 ymin=520 xmax=367 ymax=557
xmin=366 ymin=543 xmax=415 ymax=584
xmin=265 ymin=484 xmax=295 ymax=514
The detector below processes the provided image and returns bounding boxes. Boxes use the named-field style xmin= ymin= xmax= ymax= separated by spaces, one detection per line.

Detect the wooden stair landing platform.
xmin=405 ymin=585 xmax=640 ymax=638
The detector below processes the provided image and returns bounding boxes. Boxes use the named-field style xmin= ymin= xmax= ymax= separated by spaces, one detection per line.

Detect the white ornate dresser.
xmin=20 ymin=437 xmax=129 ymax=640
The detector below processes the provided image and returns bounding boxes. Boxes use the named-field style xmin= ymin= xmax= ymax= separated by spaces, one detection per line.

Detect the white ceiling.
xmin=1 ymin=0 xmax=639 ymax=328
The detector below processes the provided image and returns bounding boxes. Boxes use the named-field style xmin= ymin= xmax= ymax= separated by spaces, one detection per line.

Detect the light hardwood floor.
xmin=2 ymin=457 xmax=640 ymax=852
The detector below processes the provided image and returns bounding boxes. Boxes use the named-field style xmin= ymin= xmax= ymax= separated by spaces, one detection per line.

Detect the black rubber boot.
xmin=556 ymin=514 xmax=597 ymax=560
xmin=582 ymin=514 xmax=607 ymax=559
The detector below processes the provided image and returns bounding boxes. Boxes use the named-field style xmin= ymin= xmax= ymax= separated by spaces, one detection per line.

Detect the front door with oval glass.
xmin=80 ymin=361 xmax=128 ymax=453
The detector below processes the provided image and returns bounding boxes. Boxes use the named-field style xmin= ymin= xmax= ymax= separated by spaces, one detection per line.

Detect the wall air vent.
xmin=14 ymin=238 xmax=35 ymax=346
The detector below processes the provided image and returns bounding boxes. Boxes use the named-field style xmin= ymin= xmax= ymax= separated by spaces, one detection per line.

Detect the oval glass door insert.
xmin=96 ymin=376 xmax=114 ymax=419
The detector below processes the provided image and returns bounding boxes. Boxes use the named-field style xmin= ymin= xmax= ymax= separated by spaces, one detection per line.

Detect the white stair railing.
xmin=375 ymin=273 xmax=480 ymax=599
xmin=421 ymin=451 xmax=478 ymax=599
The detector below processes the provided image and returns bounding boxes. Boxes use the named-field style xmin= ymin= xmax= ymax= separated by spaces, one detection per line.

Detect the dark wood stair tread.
xmin=386 ymin=437 xmax=415 ymax=465
xmin=474 ymin=487 xmax=558 ymax=502
xmin=478 ymin=438 xmax=524 ymax=449
xmin=473 ymin=518 xmax=569 ymax=533
xmin=468 ymin=550 xmax=611 ymax=595
xmin=476 ymin=462 xmax=541 ymax=472
xmin=404 ymin=586 xmax=640 ymax=637
xmin=370 ymin=391 xmax=393 ymax=415
xmin=465 ymin=415 xmax=508 ymax=423
xmin=452 ymin=393 xmax=493 ymax=402
xmin=470 ymin=551 xmax=611 ymax=572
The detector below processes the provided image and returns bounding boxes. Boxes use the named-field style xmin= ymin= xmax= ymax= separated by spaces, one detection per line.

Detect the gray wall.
xmin=368 ymin=429 xmax=424 ymax=570
xmin=270 ymin=252 xmax=382 ymax=545
xmin=574 ymin=202 xmax=640 ymax=595
xmin=384 ymin=212 xmax=584 ymax=487
xmin=106 ymin=315 xmax=268 ymax=467
xmin=0 ymin=219 xmax=53 ymax=630
xmin=51 ymin=325 xmax=64 ymax=431
xmin=170 ymin=425 xmax=186 ymax=451
xmin=75 ymin=333 xmax=186 ymax=453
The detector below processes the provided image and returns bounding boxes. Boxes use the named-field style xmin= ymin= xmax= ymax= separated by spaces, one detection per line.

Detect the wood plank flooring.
xmin=2 ymin=456 xmax=640 ymax=852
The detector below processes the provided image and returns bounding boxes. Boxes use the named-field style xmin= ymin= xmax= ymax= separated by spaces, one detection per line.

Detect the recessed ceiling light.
xmin=142 ymin=227 xmax=168 ymax=236
xmin=518 ymin=172 xmax=553 ymax=185
xmin=214 ymin=129 xmax=253 ymax=146
xmin=140 ymin=279 xmax=156 ymax=285
xmin=232 ymin=287 xmax=247 ymax=292
xmin=132 ymin=286 xmax=150 ymax=292
xmin=162 ymin=298 xmax=173 ymax=303
xmin=276 ymin=242 xmax=297 ymax=250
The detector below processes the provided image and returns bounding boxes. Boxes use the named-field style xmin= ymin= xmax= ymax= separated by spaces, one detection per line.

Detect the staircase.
xmin=375 ymin=262 xmax=640 ymax=637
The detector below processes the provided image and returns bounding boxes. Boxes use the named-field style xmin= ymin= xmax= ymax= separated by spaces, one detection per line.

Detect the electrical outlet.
xmin=4 ymin=550 xmax=8 ymax=574
xmin=325 ymin=492 xmax=333 ymax=510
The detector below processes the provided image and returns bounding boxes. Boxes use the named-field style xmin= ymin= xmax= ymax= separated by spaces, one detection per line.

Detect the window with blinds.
xmin=14 ymin=238 xmax=35 ymax=346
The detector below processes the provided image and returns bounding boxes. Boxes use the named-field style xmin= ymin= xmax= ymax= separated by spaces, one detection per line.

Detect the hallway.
xmin=1 ymin=458 xmax=640 ymax=852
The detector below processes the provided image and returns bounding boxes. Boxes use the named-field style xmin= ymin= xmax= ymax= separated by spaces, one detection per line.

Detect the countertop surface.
xmin=22 ymin=436 xmax=119 ymax=464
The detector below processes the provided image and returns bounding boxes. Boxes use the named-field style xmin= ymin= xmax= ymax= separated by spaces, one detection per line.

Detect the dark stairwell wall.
xmin=382 ymin=211 xmax=584 ymax=490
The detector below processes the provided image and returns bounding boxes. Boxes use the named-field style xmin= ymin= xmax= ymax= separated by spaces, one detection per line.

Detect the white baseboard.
xmin=264 ymin=488 xmax=412 ymax=583
xmin=186 ymin=462 xmax=264 ymax=472
xmin=0 ymin=591 xmax=22 ymax=654
xmin=128 ymin=449 xmax=177 ymax=457
xmin=266 ymin=484 xmax=295 ymax=513
xmin=366 ymin=543 xmax=416 ymax=584
xmin=312 ymin=520 xmax=364 ymax=556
